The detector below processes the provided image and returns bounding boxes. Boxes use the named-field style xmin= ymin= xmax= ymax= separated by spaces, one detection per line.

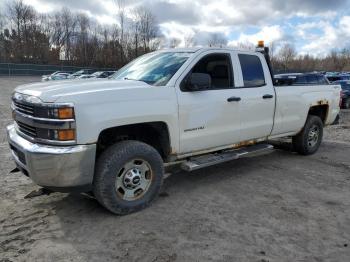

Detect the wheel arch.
xmin=308 ymin=104 xmax=329 ymax=124
xmin=96 ymin=121 xmax=172 ymax=160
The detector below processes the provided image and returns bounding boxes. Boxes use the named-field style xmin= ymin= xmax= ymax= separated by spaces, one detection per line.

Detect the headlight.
xmin=35 ymin=105 xmax=75 ymax=120
xmin=12 ymin=93 xmax=76 ymax=145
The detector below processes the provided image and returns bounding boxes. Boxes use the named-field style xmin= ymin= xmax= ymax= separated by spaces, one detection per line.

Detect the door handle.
xmin=227 ymin=96 xmax=241 ymax=102
xmin=262 ymin=94 xmax=274 ymax=99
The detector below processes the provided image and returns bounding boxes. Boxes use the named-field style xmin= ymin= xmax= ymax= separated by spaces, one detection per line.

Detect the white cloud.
xmin=4 ymin=0 xmax=350 ymax=55
xmin=23 ymin=0 xmax=54 ymax=13
xmin=228 ymin=25 xmax=284 ymax=47
xmin=339 ymin=16 xmax=350 ymax=36
xmin=299 ymin=16 xmax=350 ymax=56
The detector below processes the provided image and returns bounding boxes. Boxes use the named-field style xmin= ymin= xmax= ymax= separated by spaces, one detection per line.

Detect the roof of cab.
xmin=157 ymin=47 xmax=259 ymax=54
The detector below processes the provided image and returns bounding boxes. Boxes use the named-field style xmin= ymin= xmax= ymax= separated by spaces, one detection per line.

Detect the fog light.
xmin=58 ymin=129 xmax=75 ymax=141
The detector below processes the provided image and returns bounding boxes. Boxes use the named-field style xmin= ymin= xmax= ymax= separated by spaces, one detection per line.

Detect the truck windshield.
xmin=112 ymin=52 xmax=193 ymax=86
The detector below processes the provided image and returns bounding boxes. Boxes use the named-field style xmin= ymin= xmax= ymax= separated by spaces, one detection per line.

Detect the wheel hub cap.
xmin=123 ymin=169 xmax=142 ymax=189
xmin=307 ymin=125 xmax=319 ymax=147
xmin=115 ymin=159 xmax=153 ymax=201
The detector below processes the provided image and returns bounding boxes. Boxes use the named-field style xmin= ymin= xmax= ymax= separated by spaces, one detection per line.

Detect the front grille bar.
xmin=11 ymin=95 xmax=76 ymax=145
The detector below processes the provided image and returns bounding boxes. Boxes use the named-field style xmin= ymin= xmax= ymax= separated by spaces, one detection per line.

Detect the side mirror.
xmin=186 ymin=73 xmax=211 ymax=91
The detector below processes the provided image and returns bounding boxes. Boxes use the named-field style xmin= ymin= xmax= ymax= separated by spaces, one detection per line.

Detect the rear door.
xmin=234 ymin=52 xmax=276 ymax=141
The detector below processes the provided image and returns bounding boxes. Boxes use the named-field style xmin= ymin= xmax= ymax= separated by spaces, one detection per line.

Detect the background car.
xmin=77 ymin=74 xmax=95 ymax=79
xmin=274 ymin=73 xmax=329 ymax=86
xmin=49 ymin=73 xmax=71 ymax=81
xmin=334 ymin=80 xmax=350 ymax=109
xmin=42 ymin=71 xmax=71 ymax=81
xmin=90 ymin=71 xmax=116 ymax=78
xmin=326 ymin=73 xmax=350 ymax=83
xmin=68 ymin=69 xmax=96 ymax=79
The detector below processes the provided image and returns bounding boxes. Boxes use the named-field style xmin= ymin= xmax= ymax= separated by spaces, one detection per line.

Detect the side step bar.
xmin=181 ymin=143 xmax=274 ymax=171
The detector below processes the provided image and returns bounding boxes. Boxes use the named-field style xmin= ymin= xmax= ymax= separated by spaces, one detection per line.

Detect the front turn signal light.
xmin=58 ymin=107 xmax=74 ymax=119
xmin=58 ymin=129 xmax=75 ymax=141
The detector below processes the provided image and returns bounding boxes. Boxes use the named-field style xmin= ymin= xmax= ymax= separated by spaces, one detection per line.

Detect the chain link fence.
xmin=0 ymin=63 xmax=116 ymax=76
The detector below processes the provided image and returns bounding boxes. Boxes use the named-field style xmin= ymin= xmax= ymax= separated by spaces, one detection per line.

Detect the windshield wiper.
xmin=123 ymin=77 xmax=149 ymax=84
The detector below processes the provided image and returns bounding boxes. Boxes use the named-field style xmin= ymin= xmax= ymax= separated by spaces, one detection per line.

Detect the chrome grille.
xmin=13 ymin=100 xmax=34 ymax=116
xmin=17 ymin=121 xmax=37 ymax=138
xmin=11 ymin=93 xmax=76 ymax=145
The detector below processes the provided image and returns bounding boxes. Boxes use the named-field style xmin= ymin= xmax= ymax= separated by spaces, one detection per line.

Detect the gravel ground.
xmin=1 ymin=76 xmax=350 ymax=262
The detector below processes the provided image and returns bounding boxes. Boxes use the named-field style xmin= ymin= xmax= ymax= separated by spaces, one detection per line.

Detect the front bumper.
xmin=6 ymin=124 xmax=96 ymax=191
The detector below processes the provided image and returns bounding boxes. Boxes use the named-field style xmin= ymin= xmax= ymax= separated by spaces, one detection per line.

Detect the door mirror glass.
xmin=186 ymin=73 xmax=211 ymax=91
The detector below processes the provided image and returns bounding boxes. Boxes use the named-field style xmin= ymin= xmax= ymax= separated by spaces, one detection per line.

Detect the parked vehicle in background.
xmin=334 ymin=80 xmax=350 ymax=108
xmin=77 ymin=74 xmax=95 ymax=79
xmin=76 ymin=71 xmax=117 ymax=80
xmin=42 ymin=71 xmax=71 ymax=81
xmin=7 ymin=43 xmax=341 ymax=215
xmin=274 ymin=73 xmax=329 ymax=86
xmin=326 ymin=73 xmax=350 ymax=83
xmin=68 ymin=69 xmax=95 ymax=79
xmin=49 ymin=73 xmax=71 ymax=81
xmin=90 ymin=71 xmax=116 ymax=79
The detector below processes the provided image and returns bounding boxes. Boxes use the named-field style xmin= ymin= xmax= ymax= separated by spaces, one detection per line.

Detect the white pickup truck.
xmin=7 ymin=44 xmax=341 ymax=214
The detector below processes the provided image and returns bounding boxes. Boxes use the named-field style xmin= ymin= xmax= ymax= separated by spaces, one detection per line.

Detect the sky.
xmin=2 ymin=0 xmax=350 ymax=56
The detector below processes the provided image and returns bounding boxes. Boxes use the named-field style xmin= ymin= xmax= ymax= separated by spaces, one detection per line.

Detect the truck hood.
xmin=15 ymin=79 xmax=150 ymax=102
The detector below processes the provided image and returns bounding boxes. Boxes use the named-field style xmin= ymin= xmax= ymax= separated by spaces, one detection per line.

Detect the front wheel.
xmin=292 ymin=115 xmax=323 ymax=155
xmin=93 ymin=140 xmax=164 ymax=215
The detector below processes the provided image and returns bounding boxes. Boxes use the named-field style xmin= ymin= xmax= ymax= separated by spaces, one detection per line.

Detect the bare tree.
xmin=169 ymin=37 xmax=181 ymax=48
xmin=278 ymin=43 xmax=296 ymax=70
xmin=60 ymin=8 xmax=77 ymax=61
xmin=134 ymin=7 xmax=158 ymax=52
xmin=116 ymin=0 xmax=126 ymax=63
xmin=269 ymin=41 xmax=277 ymax=67
xmin=184 ymin=33 xmax=196 ymax=47
xmin=75 ymin=13 xmax=89 ymax=64
xmin=3 ymin=0 xmax=350 ymax=73
xmin=236 ymin=41 xmax=255 ymax=51
xmin=207 ymin=33 xmax=227 ymax=47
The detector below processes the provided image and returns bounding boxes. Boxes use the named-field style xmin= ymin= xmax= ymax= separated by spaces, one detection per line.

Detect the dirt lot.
xmin=1 ymin=76 xmax=350 ymax=262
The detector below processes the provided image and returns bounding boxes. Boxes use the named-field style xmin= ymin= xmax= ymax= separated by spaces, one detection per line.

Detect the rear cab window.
xmin=238 ymin=54 xmax=266 ymax=88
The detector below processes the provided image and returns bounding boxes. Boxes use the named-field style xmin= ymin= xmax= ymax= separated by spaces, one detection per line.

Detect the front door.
xmin=175 ymin=51 xmax=242 ymax=154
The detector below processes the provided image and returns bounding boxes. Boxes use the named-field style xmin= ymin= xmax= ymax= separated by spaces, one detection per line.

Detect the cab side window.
xmin=181 ymin=53 xmax=234 ymax=91
xmin=238 ymin=54 xmax=266 ymax=88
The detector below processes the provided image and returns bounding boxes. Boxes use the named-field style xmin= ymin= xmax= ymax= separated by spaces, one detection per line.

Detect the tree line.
xmin=270 ymin=43 xmax=350 ymax=73
xmin=0 ymin=0 xmax=160 ymax=68
xmin=0 ymin=0 xmax=349 ymax=72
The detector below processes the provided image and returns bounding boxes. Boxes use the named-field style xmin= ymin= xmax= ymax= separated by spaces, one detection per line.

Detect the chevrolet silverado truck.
xmin=7 ymin=43 xmax=341 ymax=214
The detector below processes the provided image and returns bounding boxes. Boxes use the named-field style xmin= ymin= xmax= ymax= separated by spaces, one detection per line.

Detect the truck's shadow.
xmin=28 ymin=148 xmax=311 ymax=260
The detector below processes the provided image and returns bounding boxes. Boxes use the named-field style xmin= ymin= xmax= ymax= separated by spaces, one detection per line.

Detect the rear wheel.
xmin=292 ymin=115 xmax=323 ymax=155
xmin=93 ymin=140 xmax=164 ymax=215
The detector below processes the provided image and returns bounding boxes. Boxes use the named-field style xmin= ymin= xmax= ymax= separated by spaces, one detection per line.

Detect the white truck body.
xmin=13 ymin=48 xmax=340 ymax=158
xmin=7 ymin=47 xmax=341 ymax=210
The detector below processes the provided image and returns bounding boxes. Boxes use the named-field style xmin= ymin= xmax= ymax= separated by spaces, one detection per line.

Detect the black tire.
xmin=292 ymin=115 xmax=323 ymax=155
xmin=93 ymin=140 xmax=164 ymax=215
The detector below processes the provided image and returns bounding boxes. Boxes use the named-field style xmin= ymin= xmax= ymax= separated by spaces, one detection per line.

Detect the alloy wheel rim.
xmin=307 ymin=124 xmax=320 ymax=148
xmin=115 ymin=159 xmax=153 ymax=201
